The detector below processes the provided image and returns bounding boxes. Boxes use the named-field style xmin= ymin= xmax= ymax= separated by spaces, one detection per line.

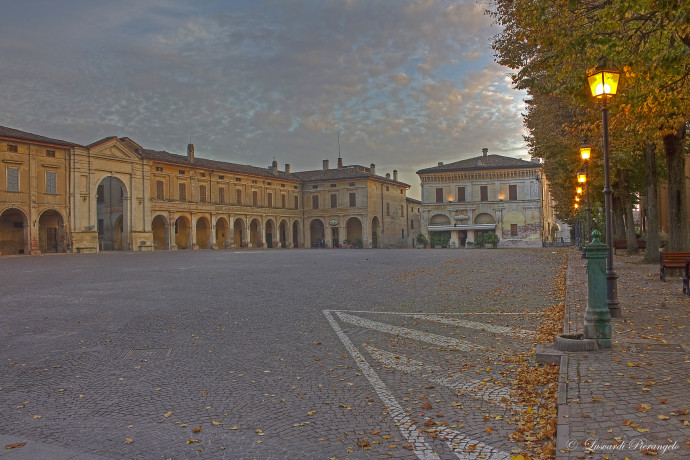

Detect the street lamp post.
xmin=587 ymin=64 xmax=621 ymax=318
xmin=579 ymin=140 xmax=592 ymax=243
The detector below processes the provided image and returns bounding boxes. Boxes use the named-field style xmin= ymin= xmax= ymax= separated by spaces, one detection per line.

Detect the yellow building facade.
xmin=0 ymin=125 xmax=411 ymax=254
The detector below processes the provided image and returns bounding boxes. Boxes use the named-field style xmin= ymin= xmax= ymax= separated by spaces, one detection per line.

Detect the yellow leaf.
xmin=164 ymin=411 xmax=172 ymax=418
xmin=211 ymin=420 xmax=222 ymax=426
xmin=32 ymin=415 xmax=42 ymax=420
xmin=230 ymin=425 xmax=238 ymax=430
xmin=124 ymin=438 xmax=133 ymax=445
xmin=658 ymin=415 xmax=670 ymax=420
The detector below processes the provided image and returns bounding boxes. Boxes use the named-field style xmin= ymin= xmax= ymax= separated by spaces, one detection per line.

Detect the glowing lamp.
xmin=579 ymin=141 xmax=591 ymax=160
xmin=587 ymin=66 xmax=620 ymax=98
xmin=574 ymin=203 xmax=579 ymax=209
xmin=577 ymin=187 xmax=583 ymax=195
xmin=577 ymin=171 xmax=587 ymax=183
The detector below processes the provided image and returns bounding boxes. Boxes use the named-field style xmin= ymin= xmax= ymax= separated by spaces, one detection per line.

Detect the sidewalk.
xmin=556 ymin=248 xmax=689 ymax=459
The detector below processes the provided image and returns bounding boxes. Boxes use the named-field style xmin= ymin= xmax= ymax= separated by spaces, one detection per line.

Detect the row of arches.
xmin=151 ymin=215 xmax=301 ymax=250
xmin=0 ymin=207 xmax=66 ymax=255
xmin=429 ymin=212 xmax=498 ymax=226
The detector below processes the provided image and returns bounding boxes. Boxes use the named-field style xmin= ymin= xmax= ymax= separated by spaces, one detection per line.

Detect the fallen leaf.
xmin=657 ymin=415 xmax=670 ymax=420
xmin=32 ymin=415 xmax=42 ymax=420
xmin=5 ymin=443 xmax=26 ymax=449
xmin=211 ymin=420 xmax=222 ymax=426
xmin=124 ymin=438 xmax=133 ymax=445
xmin=187 ymin=438 xmax=200 ymax=444
xmin=230 ymin=425 xmax=238 ymax=430
xmin=192 ymin=426 xmax=202 ymax=433
xmin=164 ymin=411 xmax=173 ymax=418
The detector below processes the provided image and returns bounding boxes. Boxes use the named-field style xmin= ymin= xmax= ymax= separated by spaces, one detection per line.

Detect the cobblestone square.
xmin=0 ymin=249 xmax=565 ymax=459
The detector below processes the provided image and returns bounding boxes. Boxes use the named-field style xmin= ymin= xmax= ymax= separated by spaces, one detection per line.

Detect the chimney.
xmin=337 ymin=157 xmax=343 ymax=168
xmin=393 ymin=170 xmax=398 ymax=181
xmin=272 ymin=160 xmax=278 ymax=175
xmin=386 ymin=173 xmax=391 ymax=179
xmin=285 ymin=163 xmax=291 ymax=173
xmin=531 ymin=157 xmax=541 ymax=164
xmin=438 ymin=161 xmax=444 ymax=167
xmin=323 ymin=159 xmax=329 ymax=170
xmin=187 ymin=143 xmax=195 ymax=163
xmin=370 ymin=163 xmax=376 ymax=175
xmin=482 ymin=148 xmax=488 ymax=157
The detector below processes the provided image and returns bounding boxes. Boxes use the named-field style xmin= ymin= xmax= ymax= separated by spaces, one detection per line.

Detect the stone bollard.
xmin=583 ymin=230 xmax=612 ymax=348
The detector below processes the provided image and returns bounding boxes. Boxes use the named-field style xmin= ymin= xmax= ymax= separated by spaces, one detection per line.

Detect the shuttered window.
xmin=330 ymin=194 xmax=337 ymax=208
xmin=435 ymin=188 xmax=443 ymax=203
xmin=218 ymin=187 xmax=225 ymax=204
xmin=199 ymin=185 xmax=207 ymax=202
xmin=46 ymin=171 xmax=57 ymax=194
xmin=480 ymin=186 xmax=488 ymax=201
xmin=179 ymin=183 xmax=186 ymax=201
xmin=349 ymin=192 xmax=356 ymax=207
xmin=7 ymin=167 xmax=19 ymax=192
xmin=312 ymin=194 xmax=319 ymax=209
xmin=457 ymin=187 xmax=466 ymax=202
xmin=509 ymin=185 xmax=517 ymax=201
xmin=156 ymin=181 xmax=164 ymax=200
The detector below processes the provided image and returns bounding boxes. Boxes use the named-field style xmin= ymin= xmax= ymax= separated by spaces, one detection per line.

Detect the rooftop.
xmin=417 ymin=154 xmax=539 ymax=174
xmin=0 ymin=125 xmax=83 ymax=148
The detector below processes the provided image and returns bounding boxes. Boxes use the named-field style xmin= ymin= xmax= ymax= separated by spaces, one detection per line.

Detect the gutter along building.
xmin=417 ymin=148 xmax=557 ymax=248
xmin=0 ymin=125 xmax=412 ymax=255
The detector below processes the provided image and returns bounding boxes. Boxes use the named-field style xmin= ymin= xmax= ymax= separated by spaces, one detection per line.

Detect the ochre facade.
xmin=1 ymin=126 xmax=412 ymax=255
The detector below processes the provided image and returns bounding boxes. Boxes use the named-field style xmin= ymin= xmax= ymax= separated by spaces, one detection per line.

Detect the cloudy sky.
xmin=0 ymin=0 xmax=527 ymax=197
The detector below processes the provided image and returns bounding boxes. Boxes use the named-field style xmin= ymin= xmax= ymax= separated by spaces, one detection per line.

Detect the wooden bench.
xmin=613 ymin=239 xmax=647 ymax=254
xmin=659 ymin=251 xmax=690 ymax=283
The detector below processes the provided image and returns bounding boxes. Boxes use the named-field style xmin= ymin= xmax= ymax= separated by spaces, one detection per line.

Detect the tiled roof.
xmin=86 ymin=136 xmax=119 ymax=148
xmin=136 ymin=148 xmax=300 ymax=181
xmin=0 ymin=125 xmax=82 ymax=148
xmin=293 ymin=166 xmax=410 ymax=187
xmin=417 ymin=154 xmax=539 ymax=174
xmin=406 ymin=197 xmax=422 ymax=204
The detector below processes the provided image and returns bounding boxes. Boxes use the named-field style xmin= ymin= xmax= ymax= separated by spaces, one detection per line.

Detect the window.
xmin=349 ymin=182 xmax=355 ymax=186
xmin=174 ymin=220 xmax=179 ymax=234
xmin=8 ymin=144 xmax=18 ymax=153
xmin=511 ymin=224 xmax=518 ymax=236
xmin=400 ymin=204 xmax=404 ymax=215
xmin=218 ymin=187 xmax=225 ymax=204
xmin=6 ymin=167 xmax=19 ymax=192
xmin=252 ymin=190 xmax=258 ymax=206
xmin=509 ymin=185 xmax=517 ymax=201
xmin=349 ymin=192 xmax=356 ymax=207
xmin=199 ymin=185 xmax=207 ymax=202
xmin=236 ymin=189 xmax=242 ymax=204
xmin=312 ymin=194 xmax=319 ymax=209
xmin=179 ymin=170 xmax=185 ymax=175
xmin=312 ymin=185 xmax=318 ymax=189
xmin=281 ymin=184 xmax=285 ymax=188
xmin=252 ymin=180 xmax=257 ymax=184
xmin=98 ymin=219 xmax=104 ymax=235
xmin=457 ymin=186 xmax=466 ymax=202
xmin=267 ymin=192 xmax=273 ymax=208
xmin=281 ymin=194 xmax=286 ymax=208
xmin=294 ymin=196 xmax=299 ymax=209
xmin=267 ymin=182 xmax=271 ymax=186
xmin=386 ymin=186 xmax=389 ymax=191
xmin=218 ymin=175 xmax=224 ymax=180
xmin=330 ymin=183 xmax=337 ymax=188
xmin=155 ymin=166 xmax=163 ymax=172
xmin=179 ymin=183 xmax=186 ymax=201
xmin=330 ymin=193 xmax=337 ymax=208
xmin=156 ymin=181 xmax=164 ymax=200
xmin=400 ymin=189 xmax=403 ymax=194
xmin=46 ymin=150 xmax=55 ymax=158
xmin=480 ymin=185 xmax=488 ymax=202
xmin=435 ymin=188 xmax=443 ymax=203
xmin=45 ymin=170 xmax=56 ymax=194
xmin=386 ymin=202 xmax=390 ymax=216
xmin=402 ymin=229 xmax=405 ymax=239
xmin=236 ymin=178 xmax=242 ymax=182
xmin=97 ymin=184 xmax=104 ymax=203
xmin=200 ymin=172 xmax=206 ymax=177
xmin=411 ymin=220 xmax=415 ymax=229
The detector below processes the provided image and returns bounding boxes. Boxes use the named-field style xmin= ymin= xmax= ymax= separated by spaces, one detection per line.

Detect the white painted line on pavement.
xmin=322 ymin=310 xmax=439 ymax=459
xmin=336 ymin=312 xmax=500 ymax=356
xmin=398 ymin=313 xmax=534 ymax=338
xmin=363 ymin=344 xmax=512 ymax=407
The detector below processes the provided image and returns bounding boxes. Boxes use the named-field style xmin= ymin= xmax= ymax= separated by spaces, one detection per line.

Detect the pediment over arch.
xmin=88 ymin=137 xmax=141 ymax=161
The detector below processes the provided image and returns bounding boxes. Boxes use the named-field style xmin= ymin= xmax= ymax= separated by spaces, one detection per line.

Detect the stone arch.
xmin=174 ymin=216 xmax=191 ymax=249
xmin=233 ymin=218 xmax=246 ymax=247
xmin=309 ymin=218 xmax=325 ymax=247
xmin=474 ymin=213 xmax=496 ymax=224
xmin=152 ymin=214 xmax=169 ymax=250
xmin=0 ymin=207 xmax=29 ymax=254
xmin=278 ymin=219 xmax=288 ymax=248
xmin=292 ymin=220 xmax=300 ymax=248
xmin=97 ymin=176 xmax=128 ymax=251
xmin=196 ymin=216 xmax=210 ymax=249
xmin=249 ymin=218 xmax=262 ymax=247
xmin=216 ymin=217 xmax=229 ymax=249
xmin=371 ymin=216 xmax=380 ymax=248
xmin=346 ymin=217 xmax=363 ymax=244
xmin=38 ymin=209 xmax=65 ymax=253
xmin=265 ymin=219 xmax=275 ymax=248
xmin=429 ymin=214 xmax=451 ymax=225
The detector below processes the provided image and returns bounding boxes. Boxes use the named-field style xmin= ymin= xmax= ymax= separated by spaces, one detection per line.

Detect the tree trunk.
xmin=663 ymin=123 xmax=689 ymax=252
xmin=612 ymin=194 xmax=626 ymax=242
xmin=618 ymin=169 xmax=639 ymax=254
xmin=643 ymin=143 xmax=660 ymax=262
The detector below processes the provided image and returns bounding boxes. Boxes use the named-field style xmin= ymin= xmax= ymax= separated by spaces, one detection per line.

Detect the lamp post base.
xmin=607 ymin=269 xmax=621 ymax=318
